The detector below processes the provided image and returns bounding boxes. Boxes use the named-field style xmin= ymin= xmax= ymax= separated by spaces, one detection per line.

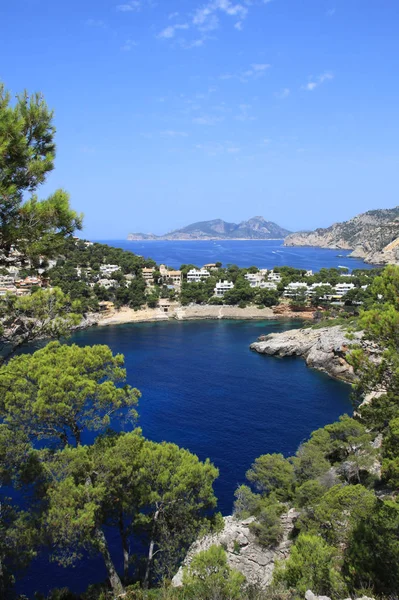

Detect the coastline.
xmin=125 ymin=238 xmax=285 ymax=242
xmin=89 ymin=304 xmax=314 ymax=328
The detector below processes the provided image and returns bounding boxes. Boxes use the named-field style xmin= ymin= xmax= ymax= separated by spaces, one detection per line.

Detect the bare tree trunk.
xmin=143 ymin=508 xmax=160 ymax=589
xmin=118 ymin=510 xmax=130 ymax=582
xmin=94 ymin=527 xmax=124 ymax=596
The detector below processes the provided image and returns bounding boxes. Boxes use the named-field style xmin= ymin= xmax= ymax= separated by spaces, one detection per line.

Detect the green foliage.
xmin=234 ymin=485 xmax=261 ymax=519
xmin=0 ymin=341 xmax=140 ymax=446
xmin=0 ymin=82 xmax=82 ymax=257
xmin=292 ymin=442 xmax=331 ymax=485
xmin=182 ymin=545 xmax=246 ymax=600
xmin=273 ymin=534 xmax=346 ymax=598
xmin=0 ymin=287 xmax=81 ymax=360
xmin=255 ymin=289 xmax=280 ymax=307
xmin=344 ymin=499 xmax=399 ymax=595
xmin=249 ymin=503 xmax=284 ymax=547
xmin=294 ymin=480 xmax=326 ymax=508
xmin=246 ymin=453 xmax=294 ymax=500
xmin=300 ymin=484 xmax=376 ymax=545
xmin=136 ymin=439 xmax=219 ymax=584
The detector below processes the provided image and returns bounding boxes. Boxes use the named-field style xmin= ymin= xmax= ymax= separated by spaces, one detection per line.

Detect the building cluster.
xmin=283 ymin=281 xmax=366 ymax=300
xmin=142 ymin=265 xmax=183 ymax=289
xmin=0 ymin=275 xmax=45 ymax=297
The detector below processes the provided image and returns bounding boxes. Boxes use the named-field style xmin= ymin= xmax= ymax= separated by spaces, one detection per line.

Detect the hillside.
xmin=285 ymin=207 xmax=399 ymax=264
xmin=127 ymin=216 xmax=291 ymax=241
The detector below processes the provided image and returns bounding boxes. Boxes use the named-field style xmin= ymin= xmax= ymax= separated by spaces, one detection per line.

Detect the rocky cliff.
xmin=284 ymin=207 xmax=399 ymax=265
xmin=250 ymin=325 xmax=365 ymax=382
xmin=172 ymin=510 xmax=298 ymax=589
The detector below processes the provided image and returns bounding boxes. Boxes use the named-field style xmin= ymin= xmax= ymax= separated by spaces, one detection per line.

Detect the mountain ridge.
xmin=284 ymin=206 xmax=399 ymax=264
xmin=127 ymin=216 xmax=291 ymax=241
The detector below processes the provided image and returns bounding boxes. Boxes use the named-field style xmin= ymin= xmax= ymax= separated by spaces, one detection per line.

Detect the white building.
xmin=100 ymin=264 xmax=120 ymax=276
xmin=334 ymin=283 xmax=355 ymax=297
xmin=214 ymin=280 xmax=234 ymax=297
xmin=97 ymin=279 xmax=118 ymax=289
xmin=0 ymin=286 xmax=17 ymax=297
xmin=0 ymin=275 xmax=18 ymax=287
xmin=308 ymin=282 xmax=334 ymax=299
xmin=284 ymin=282 xmax=309 ymax=297
xmin=244 ymin=273 xmax=266 ymax=287
xmin=187 ymin=268 xmax=211 ymax=282
xmin=267 ymin=271 xmax=282 ymax=283
xmin=259 ymin=282 xmax=277 ymax=290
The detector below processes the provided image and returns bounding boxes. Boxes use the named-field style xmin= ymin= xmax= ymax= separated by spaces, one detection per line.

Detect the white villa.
xmin=214 ymin=280 xmax=234 ymax=297
xmin=334 ymin=282 xmax=355 ymax=297
xmin=244 ymin=273 xmax=264 ymax=287
xmin=284 ymin=282 xmax=308 ymax=297
xmin=100 ymin=264 xmax=120 ymax=276
xmin=187 ymin=268 xmax=211 ymax=282
xmin=97 ymin=279 xmax=118 ymax=289
xmin=267 ymin=271 xmax=282 ymax=283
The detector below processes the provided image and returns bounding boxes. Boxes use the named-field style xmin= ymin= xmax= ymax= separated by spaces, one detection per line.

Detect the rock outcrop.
xmin=250 ymin=325 xmax=365 ymax=382
xmin=172 ymin=510 xmax=298 ymax=589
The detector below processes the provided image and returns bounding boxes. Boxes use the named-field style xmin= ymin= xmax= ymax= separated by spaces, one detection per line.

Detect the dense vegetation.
xmin=48 ymin=238 xmax=156 ymax=311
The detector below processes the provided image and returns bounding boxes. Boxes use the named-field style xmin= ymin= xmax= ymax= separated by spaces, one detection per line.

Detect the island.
xmin=127 ymin=216 xmax=291 ymax=240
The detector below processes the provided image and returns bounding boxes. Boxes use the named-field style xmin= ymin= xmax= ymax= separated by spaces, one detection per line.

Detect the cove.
xmin=18 ymin=319 xmax=352 ymax=596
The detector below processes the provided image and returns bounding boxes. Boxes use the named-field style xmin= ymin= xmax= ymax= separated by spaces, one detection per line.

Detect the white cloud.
xmin=158 ymin=23 xmax=189 ymax=39
xmin=121 ymin=39 xmax=138 ymax=51
xmin=117 ymin=0 xmax=141 ymax=11
xmin=302 ymin=72 xmax=334 ymax=91
xmin=326 ymin=8 xmax=336 ymax=17
xmin=193 ymin=0 xmax=248 ymax=32
xmin=275 ymin=87 xmax=290 ymax=99
xmin=160 ymin=130 xmax=189 ymax=137
xmin=158 ymin=0 xmax=273 ymax=47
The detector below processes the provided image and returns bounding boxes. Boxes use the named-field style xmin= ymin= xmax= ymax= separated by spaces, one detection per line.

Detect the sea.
xmin=97 ymin=239 xmax=376 ymax=272
xmin=17 ymin=241 xmax=373 ymax=597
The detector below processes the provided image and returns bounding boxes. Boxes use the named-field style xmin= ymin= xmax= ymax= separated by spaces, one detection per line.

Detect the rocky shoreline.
xmin=250 ymin=325 xmax=364 ymax=382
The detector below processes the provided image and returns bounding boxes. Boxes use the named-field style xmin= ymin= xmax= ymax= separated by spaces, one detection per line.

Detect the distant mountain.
xmin=127 ymin=217 xmax=291 ymax=241
xmin=285 ymin=207 xmax=399 ymax=265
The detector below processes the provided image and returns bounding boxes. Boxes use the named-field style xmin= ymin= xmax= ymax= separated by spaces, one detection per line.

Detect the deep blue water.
xmin=97 ymin=239 xmax=375 ymax=272
xmin=18 ymin=319 xmax=352 ymax=597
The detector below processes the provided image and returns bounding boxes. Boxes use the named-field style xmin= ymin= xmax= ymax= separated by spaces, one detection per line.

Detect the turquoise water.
xmin=19 ymin=319 xmax=352 ymax=596
xmin=97 ymin=239 xmax=375 ymax=272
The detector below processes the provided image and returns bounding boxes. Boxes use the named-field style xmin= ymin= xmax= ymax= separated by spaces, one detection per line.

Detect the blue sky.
xmin=2 ymin=0 xmax=399 ymax=238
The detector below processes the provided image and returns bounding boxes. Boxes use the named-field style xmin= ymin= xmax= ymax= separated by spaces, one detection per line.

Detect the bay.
xmin=97 ymin=239 xmax=375 ymax=271
xmin=18 ymin=318 xmax=352 ymax=597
